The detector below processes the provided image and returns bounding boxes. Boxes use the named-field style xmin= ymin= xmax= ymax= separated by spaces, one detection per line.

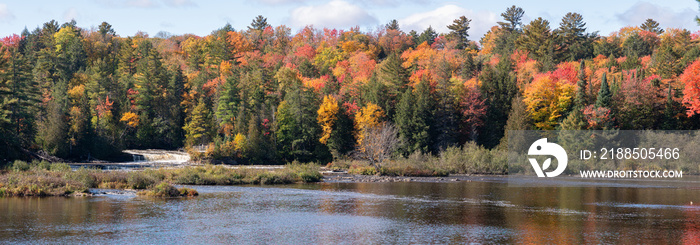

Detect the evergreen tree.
xmin=36 ymin=80 xmax=70 ymax=157
xmin=498 ymin=5 xmax=525 ymax=31
xmin=575 ymin=60 xmax=588 ymax=108
xmin=275 ymin=84 xmax=326 ymax=163
xmin=640 ymin=18 xmax=664 ymax=34
xmin=461 ymin=53 xmax=477 ymax=79
xmin=183 ymin=98 xmax=214 ymax=147
xmin=556 ymin=12 xmax=594 ymax=61
xmin=216 ymin=72 xmax=241 ymax=137
xmin=622 ymin=33 xmax=652 ymax=58
xmin=479 ymin=56 xmax=518 ymax=148
xmin=417 ymin=26 xmax=437 ymax=45
xmin=433 ymin=57 xmax=457 ymax=150
xmin=596 ymin=73 xmax=612 ymax=108
xmin=518 ymin=17 xmax=558 ymax=70
xmin=248 ymin=15 xmax=270 ymax=32
xmin=395 ymin=80 xmax=432 ymax=155
xmin=386 ymin=19 xmax=400 ymax=31
xmin=447 ymin=16 xmax=471 ymax=49
xmin=501 ymin=96 xmax=531 ymax=151
xmin=662 ymin=85 xmax=678 ymax=130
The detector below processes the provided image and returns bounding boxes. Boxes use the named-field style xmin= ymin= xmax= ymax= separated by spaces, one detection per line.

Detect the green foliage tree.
xmin=184 ymin=99 xmax=214 ymax=147
xmin=386 ymin=19 xmax=400 ymax=31
xmin=641 ymin=19 xmax=664 ymax=34
xmin=447 ymin=16 xmax=471 ymax=49
xmin=596 ymin=73 xmax=612 ymax=108
xmin=395 ymin=79 xmax=432 ymax=155
xmin=518 ymin=17 xmax=558 ymax=71
xmin=556 ymin=12 xmax=595 ymax=61
xmin=248 ymin=15 xmax=270 ymax=32
xmin=498 ymin=5 xmax=525 ymax=31
xmin=417 ymin=26 xmax=437 ymax=46
xmin=479 ymin=56 xmax=518 ymax=148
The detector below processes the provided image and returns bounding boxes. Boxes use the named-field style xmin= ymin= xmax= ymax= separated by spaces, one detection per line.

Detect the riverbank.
xmin=322 ymin=172 xmax=474 ymax=183
xmin=0 ymin=160 xmax=322 ymax=197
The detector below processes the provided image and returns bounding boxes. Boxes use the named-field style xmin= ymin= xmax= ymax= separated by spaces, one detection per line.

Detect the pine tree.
xmin=36 ymin=80 xmax=70 ymax=157
xmin=662 ymin=85 xmax=678 ymax=130
xmin=417 ymin=26 xmax=437 ymax=45
xmin=216 ymin=72 xmax=241 ymax=137
xmin=461 ymin=53 xmax=477 ymax=79
xmin=596 ymin=73 xmax=611 ymax=108
xmin=395 ymin=79 xmax=432 ymax=155
xmin=183 ymin=99 xmax=214 ymax=147
xmin=386 ymin=19 xmax=400 ymax=31
xmin=447 ymin=16 xmax=471 ymax=49
xmin=275 ymin=85 xmax=324 ymax=163
xmin=248 ymin=15 xmax=270 ymax=32
xmin=479 ymin=56 xmax=518 ymax=148
xmin=556 ymin=12 xmax=590 ymax=61
xmin=433 ymin=57 xmax=457 ymax=150
xmin=640 ymin=18 xmax=664 ymax=34
xmin=498 ymin=5 xmax=525 ymax=31
xmin=501 ymin=96 xmax=531 ymax=151
xmin=575 ymin=60 xmax=588 ymax=109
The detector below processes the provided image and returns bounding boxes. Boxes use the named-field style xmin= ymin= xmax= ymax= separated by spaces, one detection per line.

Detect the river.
xmin=1 ymin=176 xmax=699 ymax=244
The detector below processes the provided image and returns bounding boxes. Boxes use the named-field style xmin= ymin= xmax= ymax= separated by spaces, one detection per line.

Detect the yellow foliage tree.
xmin=523 ymin=75 xmax=575 ymax=130
xmin=354 ymin=102 xmax=385 ymax=148
xmin=120 ymin=112 xmax=140 ymax=127
xmin=317 ymin=95 xmax=339 ymax=144
xmin=233 ymin=133 xmax=247 ymax=152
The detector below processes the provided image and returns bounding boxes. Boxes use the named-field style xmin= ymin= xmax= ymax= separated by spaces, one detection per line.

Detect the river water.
xmin=1 ymin=176 xmax=699 ymax=244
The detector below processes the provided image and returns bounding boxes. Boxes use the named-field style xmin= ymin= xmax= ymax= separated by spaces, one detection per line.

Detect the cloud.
xmin=616 ymin=1 xmax=697 ymax=30
xmin=255 ymin=0 xmax=305 ymax=4
xmin=400 ymin=4 xmax=498 ymax=40
xmin=95 ymin=0 xmax=188 ymax=8
xmin=163 ymin=0 xmax=196 ymax=7
xmin=288 ymin=0 xmax=378 ymax=29
xmin=63 ymin=8 xmax=79 ymax=22
xmin=256 ymin=0 xmax=429 ymax=6
xmin=0 ymin=4 xmax=15 ymax=23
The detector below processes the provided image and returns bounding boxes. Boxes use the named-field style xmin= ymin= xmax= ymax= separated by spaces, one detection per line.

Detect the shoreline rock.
xmin=321 ymin=173 xmax=481 ymax=183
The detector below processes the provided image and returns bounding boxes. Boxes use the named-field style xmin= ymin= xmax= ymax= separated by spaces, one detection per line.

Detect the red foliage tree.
xmin=681 ymin=60 xmax=700 ymax=116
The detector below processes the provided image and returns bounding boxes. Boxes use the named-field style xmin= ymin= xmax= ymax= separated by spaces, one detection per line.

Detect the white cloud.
xmin=256 ymin=0 xmax=428 ymax=6
xmin=63 ymin=8 xmax=79 ymax=22
xmin=0 ymin=4 xmax=15 ymax=23
xmin=256 ymin=0 xmax=305 ymax=4
xmin=95 ymin=0 xmax=159 ymax=8
xmin=616 ymin=1 xmax=697 ymax=30
xmin=288 ymin=0 xmax=378 ymax=29
xmin=163 ymin=0 xmax=196 ymax=7
xmin=400 ymin=4 xmax=498 ymax=40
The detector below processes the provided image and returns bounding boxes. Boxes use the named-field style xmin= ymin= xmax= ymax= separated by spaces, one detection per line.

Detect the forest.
xmin=2 ymin=5 xmax=700 ymax=166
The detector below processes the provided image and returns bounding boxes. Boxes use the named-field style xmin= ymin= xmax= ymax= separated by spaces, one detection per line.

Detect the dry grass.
xmin=0 ymin=161 xmax=323 ymax=197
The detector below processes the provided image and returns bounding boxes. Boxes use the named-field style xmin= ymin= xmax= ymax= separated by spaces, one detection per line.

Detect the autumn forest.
xmin=2 ymin=6 xmax=700 ymax=165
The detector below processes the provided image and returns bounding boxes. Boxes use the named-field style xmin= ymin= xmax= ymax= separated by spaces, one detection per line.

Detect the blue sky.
xmin=0 ymin=0 xmax=698 ymax=40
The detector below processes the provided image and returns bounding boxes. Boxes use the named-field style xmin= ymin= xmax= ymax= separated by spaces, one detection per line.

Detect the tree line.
xmin=2 ymin=6 xmax=700 ymax=165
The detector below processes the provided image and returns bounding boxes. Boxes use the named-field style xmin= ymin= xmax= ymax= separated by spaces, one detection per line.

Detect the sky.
xmin=0 ymin=0 xmax=698 ymax=40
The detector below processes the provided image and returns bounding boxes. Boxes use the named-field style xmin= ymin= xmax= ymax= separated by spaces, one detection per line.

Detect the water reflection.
xmin=1 ymin=177 xmax=699 ymax=244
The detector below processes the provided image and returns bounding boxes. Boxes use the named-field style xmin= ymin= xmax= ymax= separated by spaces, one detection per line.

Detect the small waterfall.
xmin=123 ymin=150 xmax=191 ymax=164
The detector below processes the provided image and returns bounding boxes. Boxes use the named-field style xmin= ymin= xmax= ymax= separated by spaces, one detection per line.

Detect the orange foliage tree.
xmin=523 ymin=74 xmax=575 ymax=129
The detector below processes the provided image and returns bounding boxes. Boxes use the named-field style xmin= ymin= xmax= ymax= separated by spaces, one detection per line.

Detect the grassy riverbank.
xmin=329 ymin=143 xmax=509 ymax=177
xmin=0 ymin=160 xmax=322 ymax=197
